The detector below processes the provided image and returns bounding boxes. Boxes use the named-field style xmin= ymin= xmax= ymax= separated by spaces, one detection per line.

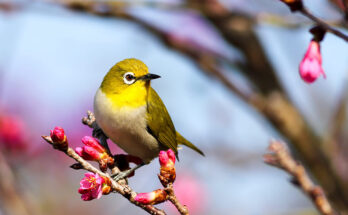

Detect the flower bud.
xmin=159 ymin=149 xmax=175 ymax=167
xmin=134 ymin=189 xmax=167 ymax=205
xmin=49 ymin=126 xmax=68 ymax=151
xmin=158 ymin=149 xmax=176 ymax=186
xmin=299 ymin=40 xmax=326 ymax=83
xmin=78 ymin=172 xmax=111 ymax=201
xmin=75 ymin=136 xmax=114 ymax=172
xmin=81 ymin=136 xmax=105 ymax=153
xmin=50 ymin=126 xmax=65 ymax=142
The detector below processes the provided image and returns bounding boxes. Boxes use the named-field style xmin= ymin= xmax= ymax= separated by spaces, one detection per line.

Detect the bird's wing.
xmin=146 ymin=87 xmax=178 ymax=157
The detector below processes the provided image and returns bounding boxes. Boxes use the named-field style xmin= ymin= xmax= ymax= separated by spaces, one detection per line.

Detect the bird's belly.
xmin=94 ymin=89 xmax=160 ymax=163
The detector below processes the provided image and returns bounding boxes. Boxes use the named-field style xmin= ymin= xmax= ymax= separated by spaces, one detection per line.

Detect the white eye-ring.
xmin=123 ymin=72 xmax=136 ymax=85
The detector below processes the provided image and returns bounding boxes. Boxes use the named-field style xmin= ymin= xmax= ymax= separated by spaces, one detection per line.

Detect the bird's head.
xmin=100 ymin=58 xmax=160 ymax=95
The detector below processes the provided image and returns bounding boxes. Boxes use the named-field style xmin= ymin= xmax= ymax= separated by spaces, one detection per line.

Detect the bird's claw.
xmin=112 ymin=170 xmax=132 ymax=182
xmin=92 ymin=127 xmax=105 ymax=139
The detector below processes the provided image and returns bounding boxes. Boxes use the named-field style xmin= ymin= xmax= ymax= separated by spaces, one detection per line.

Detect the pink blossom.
xmin=50 ymin=126 xmax=66 ymax=143
xmin=134 ymin=189 xmax=167 ymax=205
xmin=299 ymin=40 xmax=326 ymax=83
xmin=78 ymin=172 xmax=104 ymax=201
xmin=0 ymin=115 xmax=27 ymax=151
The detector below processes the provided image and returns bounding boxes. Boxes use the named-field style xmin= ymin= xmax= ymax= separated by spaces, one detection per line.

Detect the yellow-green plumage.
xmin=94 ymin=58 xmax=204 ymax=163
xmin=147 ymin=88 xmax=204 ymax=157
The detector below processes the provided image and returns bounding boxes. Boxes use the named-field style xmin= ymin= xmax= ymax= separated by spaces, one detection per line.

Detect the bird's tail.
xmin=176 ymin=132 xmax=204 ymax=156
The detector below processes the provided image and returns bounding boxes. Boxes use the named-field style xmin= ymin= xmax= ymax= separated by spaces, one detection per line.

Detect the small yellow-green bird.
xmin=94 ymin=58 xmax=204 ymax=180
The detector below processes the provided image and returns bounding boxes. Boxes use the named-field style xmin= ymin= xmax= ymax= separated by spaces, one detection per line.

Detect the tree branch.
xmin=165 ymin=184 xmax=189 ymax=215
xmin=0 ymin=150 xmax=32 ymax=215
xmin=264 ymin=140 xmax=337 ymax=215
xmin=41 ymin=135 xmax=166 ymax=215
xmin=300 ymin=7 xmax=348 ymax=42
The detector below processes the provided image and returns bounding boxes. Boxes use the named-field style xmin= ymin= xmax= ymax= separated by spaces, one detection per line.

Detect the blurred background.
xmin=1 ymin=0 xmax=348 ymax=214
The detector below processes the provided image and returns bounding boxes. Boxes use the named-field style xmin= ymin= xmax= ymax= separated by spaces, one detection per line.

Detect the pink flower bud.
xmin=81 ymin=136 xmax=105 ymax=153
xmin=50 ymin=126 xmax=66 ymax=143
xmin=75 ymin=146 xmax=98 ymax=161
xmin=75 ymin=136 xmax=114 ymax=171
xmin=76 ymin=137 xmax=105 ymax=161
xmin=49 ymin=126 xmax=68 ymax=151
xmin=78 ymin=172 xmax=109 ymax=201
xmin=134 ymin=189 xmax=167 ymax=205
xmin=158 ymin=149 xmax=176 ymax=186
xmin=75 ymin=147 xmax=84 ymax=157
xmin=159 ymin=149 xmax=175 ymax=167
xmin=299 ymin=40 xmax=326 ymax=83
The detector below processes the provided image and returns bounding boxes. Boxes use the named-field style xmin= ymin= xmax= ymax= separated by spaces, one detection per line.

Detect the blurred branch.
xmin=327 ymin=0 xmax=348 ymax=21
xmin=325 ymin=79 xmax=348 ymax=194
xmin=187 ymin=0 xmax=284 ymax=95
xmin=299 ymin=7 xmax=348 ymax=42
xmin=342 ymin=0 xmax=348 ymax=20
xmin=327 ymin=80 xmax=348 ymax=149
xmin=264 ymin=140 xmax=336 ymax=215
xmin=256 ymin=13 xmax=346 ymax=29
xmin=0 ymin=150 xmax=31 ymax=215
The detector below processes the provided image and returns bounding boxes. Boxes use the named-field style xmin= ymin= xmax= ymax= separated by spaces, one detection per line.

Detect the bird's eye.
xmin=123 ymin=72 xmax=136 ymax=85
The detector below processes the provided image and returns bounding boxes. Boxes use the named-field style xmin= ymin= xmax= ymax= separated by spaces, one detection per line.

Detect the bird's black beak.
xmin=137 ymin=73 xmax=161 ymax=81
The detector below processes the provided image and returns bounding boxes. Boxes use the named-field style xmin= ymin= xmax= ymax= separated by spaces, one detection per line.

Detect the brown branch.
xmin=325 ymin=79 xmax=348 ymax=194
xmin=42 ymin=135 xmax=165 ymax=215
xmin=165 ymin=184 xmax=189 ymax=215
xmin=0 ymin=150 xmax=32 ymax=215
xmin=264 ymin=140 xmax=337 ymax=215
xmin=186 ymin=0 xmax=285 ymax=95
xmin=300 ymin=7 xmax=348 ymax=42
xmin=256 ymin=13 xmax=346 ymax=29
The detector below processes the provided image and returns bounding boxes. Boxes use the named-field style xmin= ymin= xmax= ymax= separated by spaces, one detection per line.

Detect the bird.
xmin=94 ymin=58 xmax=204 ymax=180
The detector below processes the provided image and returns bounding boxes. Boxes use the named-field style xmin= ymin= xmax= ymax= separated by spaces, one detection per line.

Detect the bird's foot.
xmin=92 ymin=126 xmax=106 ymax=139
xmin=112 ymin=163 xmax=145 ymax=182
xmin=112 ymin=169 xmax=133 ymax=182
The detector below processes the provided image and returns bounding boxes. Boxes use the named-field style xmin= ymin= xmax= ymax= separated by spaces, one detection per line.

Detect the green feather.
xmin=146 ymin=88 xmax=178 ymax=156
xmin=146 ymin=88 xmax=204 ymax=158
xmin=176 ymin=132 xmax=204 ymax=156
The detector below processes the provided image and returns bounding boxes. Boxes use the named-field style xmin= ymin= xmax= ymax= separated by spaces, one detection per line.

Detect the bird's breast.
xmin=93 ymin=89 xmax=160 ymax=163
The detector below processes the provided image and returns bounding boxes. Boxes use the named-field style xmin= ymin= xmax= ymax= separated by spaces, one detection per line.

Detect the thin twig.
xmin=0 ymin=150 xmax=32 ymax=215
xmin=264 ymin=140 xmax=337 ymax=215
xmin=300 ymin=7 xmax=348 ymax=42
xmin=165 ymin=184 xmax=189 ymax=215
xmin=42 ymin=135 xmax=165 ymax=215
xmin=341 ymin=0 xmax=348 ymax=21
